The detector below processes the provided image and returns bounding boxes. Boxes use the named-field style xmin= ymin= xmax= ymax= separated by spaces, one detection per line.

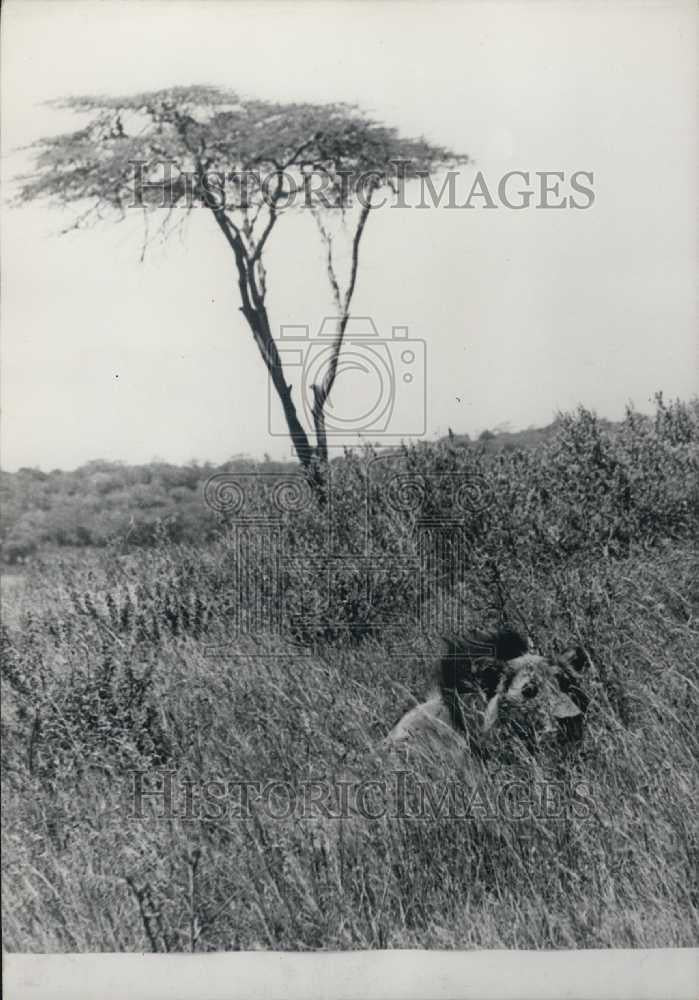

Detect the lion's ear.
xmin=555 ymin=646 xmax=589 ymax=715
xmin=557 ymin=646 xmax=587 ymax=675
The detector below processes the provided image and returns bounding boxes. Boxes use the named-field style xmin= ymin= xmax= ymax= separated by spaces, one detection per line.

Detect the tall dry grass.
xmin=2 ymin=398 xmax=697 ymax=950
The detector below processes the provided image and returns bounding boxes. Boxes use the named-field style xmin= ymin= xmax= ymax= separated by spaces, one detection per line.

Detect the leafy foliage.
xmin=18 ymin=86 xmax=461 ymax=216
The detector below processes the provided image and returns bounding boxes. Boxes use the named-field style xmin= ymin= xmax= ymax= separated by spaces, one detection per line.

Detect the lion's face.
xmin=483 ymin=650 xmax=587 ymax=746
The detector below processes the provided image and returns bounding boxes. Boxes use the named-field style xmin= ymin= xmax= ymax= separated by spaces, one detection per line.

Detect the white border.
xmin=4 ymin=949 xmax=698 ymax=1000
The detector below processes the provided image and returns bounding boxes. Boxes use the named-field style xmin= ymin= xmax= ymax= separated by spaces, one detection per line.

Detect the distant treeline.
xmin=0 ymin=455 xmax=297 ymax=563
xmin=0 ymin=405 xmax=690 ymax=565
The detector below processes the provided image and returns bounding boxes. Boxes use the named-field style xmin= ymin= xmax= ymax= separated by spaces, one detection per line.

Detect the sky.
xmin=1 ymin=0 xmax=696 ymax=471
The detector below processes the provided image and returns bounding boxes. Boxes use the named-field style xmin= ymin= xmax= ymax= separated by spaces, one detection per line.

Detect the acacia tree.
xmin=17 ymin=86 xmax=464 ymax=472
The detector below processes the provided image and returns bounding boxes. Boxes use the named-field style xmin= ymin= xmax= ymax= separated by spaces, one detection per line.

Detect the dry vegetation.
xmin=2 ymin=397 xmax=698 ymax=951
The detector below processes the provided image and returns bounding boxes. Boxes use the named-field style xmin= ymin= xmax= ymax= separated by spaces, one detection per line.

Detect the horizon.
xmin=2 ymin=399 xmax=688 ymax=476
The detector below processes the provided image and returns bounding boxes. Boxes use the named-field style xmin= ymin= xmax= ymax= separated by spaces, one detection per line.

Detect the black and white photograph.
xmin=1 ymin=1 xmax=697 ymax=997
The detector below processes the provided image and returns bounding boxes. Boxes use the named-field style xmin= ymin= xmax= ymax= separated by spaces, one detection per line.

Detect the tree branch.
xmin=311 ymin=189 xmax=375 ymax=460
xmin=250 ymin=170 xmax=284 ymax=265
xmin=343 ymin=191 xmax=373 ymax=314
xmin=311 ymin=209 xmax=342 ymax=312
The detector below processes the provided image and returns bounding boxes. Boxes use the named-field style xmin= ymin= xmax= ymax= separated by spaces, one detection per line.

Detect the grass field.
xmin=2 ymin=399 xmax=697 ymax=951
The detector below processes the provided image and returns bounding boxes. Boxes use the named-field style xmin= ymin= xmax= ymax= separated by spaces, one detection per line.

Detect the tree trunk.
xmin=208 ymin=206 xmax=318 ymax=472
xmin=242 ymin=306 xmax=316 ymax=470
